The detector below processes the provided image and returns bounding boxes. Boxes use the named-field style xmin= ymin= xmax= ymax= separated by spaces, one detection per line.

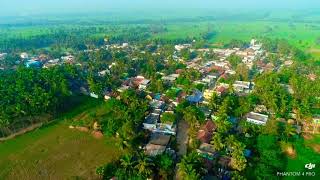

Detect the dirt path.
xmin=176 ymin=120 xmax=189 ymax=157
xmin=0 ymin=123 xmax=44 ymax=142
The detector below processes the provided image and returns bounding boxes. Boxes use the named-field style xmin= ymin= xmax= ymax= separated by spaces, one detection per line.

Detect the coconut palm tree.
xmin=119 ymin=154 xmax=136 ymax=176
xmin=135 ymin=153 xmax=155 ymax=178
xmin=177 ymin=152 xmax=206 ymax=180
xmin=211 ymin=133 xmax=225 ymax=151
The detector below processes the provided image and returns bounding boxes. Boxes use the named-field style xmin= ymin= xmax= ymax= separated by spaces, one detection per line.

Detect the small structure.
xmin=132 ymin=76 xmax=151 ymax=90
xmin=233 ymin=81 xmax=253 ymax=94
xmin=90 ymin=92 xmax=99 ymax=99
xmin=187 ymin=90 xmax=204 ymax=104
xmin=145 ymin=133 xmax=171 ymax=156
xmin=162 ymin=74 xmax=180 ymax=83
xmin=246 ymin=112 xmax=269 ymax=125
xmin=143 ymin=113 xmax=160 ymax=131
xmin=197 ymin=120 xmax=216 ymax=144
xmin=0 ymin=53 xmax=7 ymax=60
xmin=25 ymin=60 xmax=42 ymax=68
xmin=20 ymin=52 xmax=29 ymax=59
xmin=98 ymin=69 xmax=110 ymax=77
xmin=197 ymin=143 xmax=217 ymax=160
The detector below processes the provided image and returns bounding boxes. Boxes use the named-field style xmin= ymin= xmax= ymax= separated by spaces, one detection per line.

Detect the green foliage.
xmin=253 ymin=135 xmax=285 ymax=179
xmin=99 ymin=90 xmax=148 ymax=143
xmin=155 ymin=153 xmax=175 ymax=179
xmin=177 ymin=152 xmax=206 ymax=180
xmin=161 ymin=112 xmax=176 ymax=123
xmin=228 ymin=54 xmax=243 ymax=69
xmin=0 ymin=66 xmax=72 ymax=128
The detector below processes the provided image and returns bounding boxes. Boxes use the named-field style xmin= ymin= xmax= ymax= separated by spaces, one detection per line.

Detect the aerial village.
xmin=1 ymin=38 xmax=319 ymax=178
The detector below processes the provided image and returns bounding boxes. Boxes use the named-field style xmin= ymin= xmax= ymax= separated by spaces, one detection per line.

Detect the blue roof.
xmin=244 ymin=149 xmax=252 ymax=157
xmin=187 ymin=90 xmax=204 ymax=103
xmin=154 ymin=93 xmax=161 ymax=100
xmin=25 ymin=61 xmax=42 ymax=68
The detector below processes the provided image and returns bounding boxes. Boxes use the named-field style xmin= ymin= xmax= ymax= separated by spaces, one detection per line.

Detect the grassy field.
xmin=155 ymin=21 xmax=320 ymax=50
xmin=285 ymin=135 xmax=320 ymax=180
xmin=0 ymin=97 xmax=122 ymax=180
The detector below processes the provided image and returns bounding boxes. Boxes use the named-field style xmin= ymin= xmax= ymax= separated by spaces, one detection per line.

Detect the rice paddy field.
xmin=2 ymin=19 xmax=320 ymax=57
xmin=0 ymin=98 xmax=122 ymax=180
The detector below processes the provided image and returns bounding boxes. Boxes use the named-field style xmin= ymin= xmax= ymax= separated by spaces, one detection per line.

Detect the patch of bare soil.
xmin=310 ymin=144 xmax=320 ymax=154
xmin=286 ymin=146 xmax=297 ymax=159
xmin=303 ymin=133 xmax=314 ymax=140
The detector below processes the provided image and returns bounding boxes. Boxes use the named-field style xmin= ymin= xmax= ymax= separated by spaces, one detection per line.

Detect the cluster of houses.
xmin=118 ymin=75 xmax=151 ymax=92
xmin=143 ymin=96 xmax=177 ymax=156
xmin=17 ymin=52 xmax=76 ymax=69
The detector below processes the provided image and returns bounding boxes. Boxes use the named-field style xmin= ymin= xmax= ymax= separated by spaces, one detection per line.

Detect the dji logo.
xmin=305 ymin=163 xmax=316 ymax=170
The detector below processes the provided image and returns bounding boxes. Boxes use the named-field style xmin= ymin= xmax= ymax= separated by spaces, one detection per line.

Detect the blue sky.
xmin=1 ymin=0 xmax=320 ymax=16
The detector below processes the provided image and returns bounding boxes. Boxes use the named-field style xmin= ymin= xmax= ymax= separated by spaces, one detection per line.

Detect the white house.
xmin=246 ymin=112 xmax=269 ymax=125
xmin=233 ymin=81 xmax=253 ymax=94
xmin=20 ymin=52 xmax=29 ymax=59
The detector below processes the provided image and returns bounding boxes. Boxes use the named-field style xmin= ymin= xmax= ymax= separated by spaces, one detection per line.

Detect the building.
xmin=145 ymin=133 xmax=171 ymax=156
xmin=20 ymin=52 xmax=29 ymax=59
xmin=98 ymin=69 xmax=110 ymax=77
xmin=156 ymin=111 xmax=177 ymax=135
xmin=187 ymin=90 xmax=204 ymax=104
xmin=25 ymin=60 xmax=42 ymax=68
xmin=246 ymin=112 xmax=269 ymax=125
xmin=132 ymin=76 xmax=151 ymax=90
xmin=0 ymin=53 xmax=7 ymax=60
xmin=143 ymin=112 xmax=160 ymax=131
xmin=197 ymin=143 xmax=217 ymax=160
xmin=162 ymin=74 xmax=180 ymax=83
xmin=233 ymin=81 xmax=253 ymax=94
xmin=197 ymin=120 xmax=216 ymax=144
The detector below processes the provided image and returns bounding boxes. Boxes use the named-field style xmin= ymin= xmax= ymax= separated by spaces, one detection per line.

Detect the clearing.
xmin=0 ymin=97 xmax=122 ymax=180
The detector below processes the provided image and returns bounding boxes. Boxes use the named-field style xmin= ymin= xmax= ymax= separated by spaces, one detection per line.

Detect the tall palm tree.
xmin=120 ymin=154 xmax=136 ymax=176
xmin=135 ymin=153 xmax=154 ymax=178
xmin=177 ymin=152 xmax=205 ymax=179
xmin=211 ymin=133 xmax=225 ymax=151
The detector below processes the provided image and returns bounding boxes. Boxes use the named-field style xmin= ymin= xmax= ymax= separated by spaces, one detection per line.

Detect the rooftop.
xmin=149 ymin=133 xmax=171 ymax=146
xmin=247 ymin=112 xmax=268 ymax=123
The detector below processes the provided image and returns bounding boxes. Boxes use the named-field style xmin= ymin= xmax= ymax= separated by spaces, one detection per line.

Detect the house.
xmin=150 ymin=99 xmax=165 ymax=110
xmin=201 ymin=75 xmax=216 ymax=87
xmin=215 ymin=83 xmax=229 ymax=96
xmin=25 ymin=60 xmax=42 ymax=68
xmin=143 ymin=113 xmax=160 ymax=131
xmin=145 ymin=133 xmax=171 ymax=156
xmin=90 ymin=92 xmax=99 ymax=99
xmin=132 ymin=76 xmax=150 ymax=90
xmin=246 ymin=112 xmax=269 ymax=125
xmin=20 ymin=52 xmax=29 ymax=59
xmin=187 ymin=90 xmax=204 ymax=104
xmin=156 ymin=111 xmax=177 ymax=135
xmin=197 ymin=143 xmax=217 ymax=160
xmin=98 ymin=69 xmax=110 ymax=77
xmin=0 ymin=53 xmax=7 ymax=60
xmin=175 ymin=44 xmax=191 ymax=51
xmin=233 ymin=81 xmax=253 ymax=94
xmin=156 ymin=122 xmax=176 ymax=135
xmin=197 ymin=120 xmax=216 ymax=144
xmin=162 ymin=76 xmax=176 ymax=83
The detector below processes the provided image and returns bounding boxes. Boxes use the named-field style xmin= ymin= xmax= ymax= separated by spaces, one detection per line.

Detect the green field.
xmin=0 ymin=97 xmax=122 ymax=180
xmin=285 ymin=135 xmax=320 ymax=180
xmin=154 ymin=21 xmax=320 ymax=50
